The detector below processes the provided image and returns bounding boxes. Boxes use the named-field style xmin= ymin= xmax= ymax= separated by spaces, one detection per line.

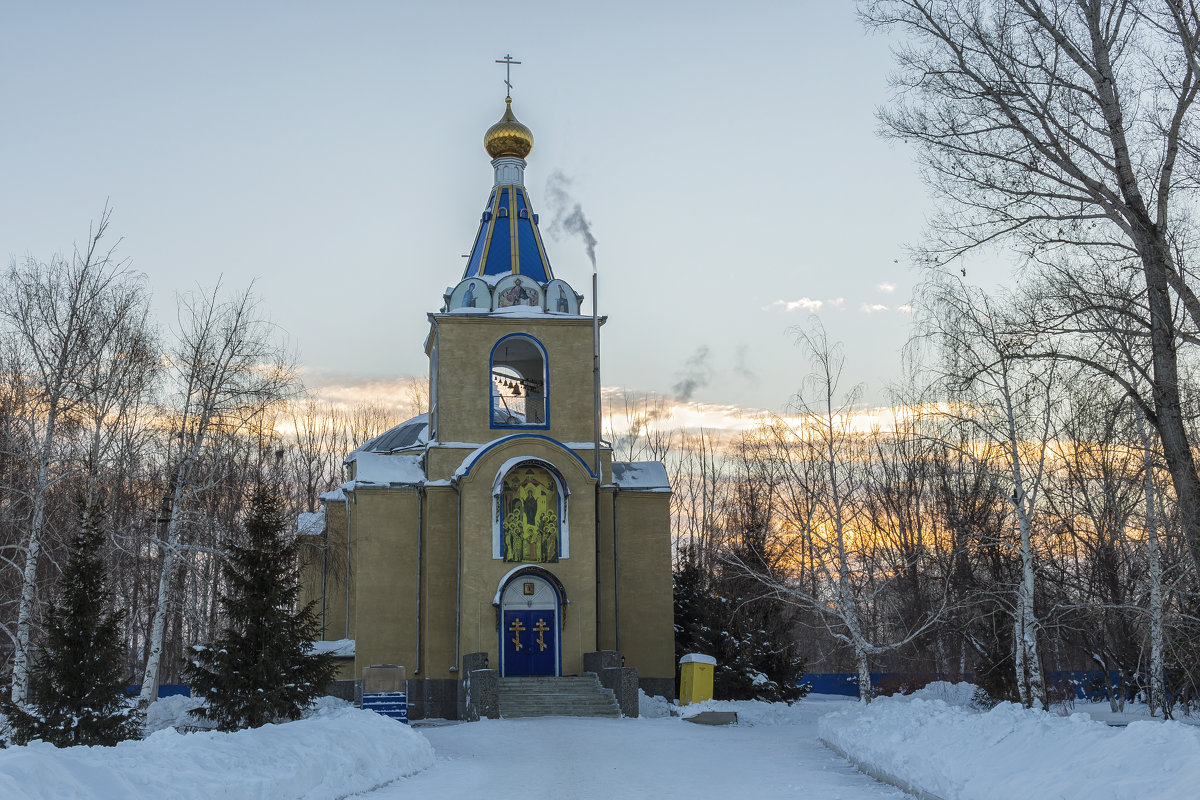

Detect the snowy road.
xmin=362 ymin=698 xmax=904 ymax=800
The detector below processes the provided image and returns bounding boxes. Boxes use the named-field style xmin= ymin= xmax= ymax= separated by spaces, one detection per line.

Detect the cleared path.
xmin=361 ymin=697 xmax=904 ymax=800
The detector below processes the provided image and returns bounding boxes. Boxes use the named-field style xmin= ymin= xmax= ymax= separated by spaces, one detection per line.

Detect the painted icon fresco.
xmin=545 ymin=279 xmax=580 ymax=315
xmin=493 ymin=275 xmax=543 ymax=309
xmin=448 ymin=278 xmax=490 ymax=311
xmin=502 ymin=465 xmax=560 ymax=563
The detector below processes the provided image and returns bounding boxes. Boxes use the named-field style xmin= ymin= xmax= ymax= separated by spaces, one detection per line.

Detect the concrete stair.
xmin=498 ymin=675 xmax=622 ymax=718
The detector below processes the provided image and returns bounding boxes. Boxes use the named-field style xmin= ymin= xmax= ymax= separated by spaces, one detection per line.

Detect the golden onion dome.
xmin=484 ymin=97 xmax=534 ymax=160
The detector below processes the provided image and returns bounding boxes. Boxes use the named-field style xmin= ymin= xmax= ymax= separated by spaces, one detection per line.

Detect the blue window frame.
xmin=490 ymin=334 xmax=549 ymax=429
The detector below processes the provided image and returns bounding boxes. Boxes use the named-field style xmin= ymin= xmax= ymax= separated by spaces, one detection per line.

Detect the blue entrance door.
xmin=503 ymin=609 xmax=556 ymax=676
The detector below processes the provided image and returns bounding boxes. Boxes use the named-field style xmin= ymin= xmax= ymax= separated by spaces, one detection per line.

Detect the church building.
xmin=301 ymin=92 xmax=675 ymax=718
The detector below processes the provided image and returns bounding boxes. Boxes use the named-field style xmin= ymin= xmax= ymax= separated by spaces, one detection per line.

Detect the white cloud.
xmin=828 ymin=297 xmax=846 ymax=309
xmin=876 ymin=282 xmax=896 ymax=293
xmin=860 ymin=303 xmax=888 ymax=314
xmin=897 ymin=304 xmax=914 ymax=313
xmin=765 ymin=297 xmax=824 ymax=312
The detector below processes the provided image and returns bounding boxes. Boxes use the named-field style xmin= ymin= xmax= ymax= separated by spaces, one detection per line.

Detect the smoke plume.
xmin=673 ymin=346 xmax=713 ymax=402
xmin=545 ymin=170 xmax=598 ymax=270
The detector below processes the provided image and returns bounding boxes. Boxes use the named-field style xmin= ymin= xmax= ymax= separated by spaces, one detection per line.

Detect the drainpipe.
xmin=320 ymin=513 xmax=327 ymax=635
xmin=612 ymin=485 xmax=621 ymax=657
xmin=345 ymin=493 xmax=353 ymax=639
xmin=415 ymin=484 xmax=423 ymax=675
xmin=451 ymin=479 xmax=462 ymax=674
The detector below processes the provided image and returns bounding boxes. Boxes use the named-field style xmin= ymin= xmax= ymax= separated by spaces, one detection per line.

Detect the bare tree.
xmin=0 ymin=210 xmax=149 ymax=706
xmin=670 ymin=428 xmax=729 ymax=572
xmin=138 ymin=283 xmax=296 ymax=707
xmin=918 ymin=280 xmax=1060 ymax=708
xmin=607 ymin=389 xmax=675 ymax=463
xmin=749 ymin=323 xmax=947 ymax=702
xmin=863 ymin=0 xmax=1200 ymax=575
xmin=286 ymin=397 xmax=345 ymax=514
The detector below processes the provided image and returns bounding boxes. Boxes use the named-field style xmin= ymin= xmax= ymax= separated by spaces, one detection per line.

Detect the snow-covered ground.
xmin=3 ymin=687 xmax=1197 ymax=799
xmin=819 ymin=683 xmax=1200 ymax=800
xmin=0 ymin=697 xmax=433 ymax=800
xmin=370 ymin=694 xmax=904 ymax=799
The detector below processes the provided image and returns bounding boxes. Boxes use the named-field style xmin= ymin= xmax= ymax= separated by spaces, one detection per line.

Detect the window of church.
xmin=490 ymin=334 xmax=547 ymax=428
xmin=500 ymin=464 xmax=561 ymax=563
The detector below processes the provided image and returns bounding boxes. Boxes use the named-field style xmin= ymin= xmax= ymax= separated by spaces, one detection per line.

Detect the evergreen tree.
xmin=673 ymin=551 xmax=809 ymax=703
xmin=184 ymin=485 xmax=334 ymax=731
xmin=4 ymin=496 xmax=143 ymax=747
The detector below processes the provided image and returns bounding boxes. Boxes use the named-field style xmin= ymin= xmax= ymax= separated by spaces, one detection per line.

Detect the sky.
xmin=0 ymin=1 xmax=1010 ymax=414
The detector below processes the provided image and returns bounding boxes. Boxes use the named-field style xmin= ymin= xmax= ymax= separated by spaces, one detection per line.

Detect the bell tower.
xmin=424 ymin=95 xmax=599 ymax=476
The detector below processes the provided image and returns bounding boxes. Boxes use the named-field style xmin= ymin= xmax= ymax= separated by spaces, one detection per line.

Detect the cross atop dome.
xmin=495 ymin=54 xmax=521 ymax=99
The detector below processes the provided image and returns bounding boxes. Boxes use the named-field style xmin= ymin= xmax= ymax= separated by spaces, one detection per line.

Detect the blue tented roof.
xmin=462 ymin=185 xmax=554 ymax=283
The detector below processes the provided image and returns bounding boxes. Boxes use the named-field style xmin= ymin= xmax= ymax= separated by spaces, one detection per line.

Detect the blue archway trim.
xmin=457 ymin=433 xmax=598 ymax=481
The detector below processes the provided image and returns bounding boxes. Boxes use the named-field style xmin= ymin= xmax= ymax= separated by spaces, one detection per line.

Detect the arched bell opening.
xmin=490 ymin=334 xmax=548 ymax=428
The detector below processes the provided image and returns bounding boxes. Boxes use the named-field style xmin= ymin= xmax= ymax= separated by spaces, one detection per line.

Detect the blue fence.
xmin=801 ymin=671 xmax=1136 ymax=701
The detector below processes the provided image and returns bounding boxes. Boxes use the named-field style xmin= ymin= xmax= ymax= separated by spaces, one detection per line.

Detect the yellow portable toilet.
xmin=679 ymin=653 xmax=716 ymax=704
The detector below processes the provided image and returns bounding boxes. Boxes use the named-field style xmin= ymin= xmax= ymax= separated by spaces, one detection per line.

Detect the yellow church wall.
xmin=596 ymin=486 xmax=616 ymax=652
xmin=613 ymin=490 xmax=675 ymax=680
xmin=331 ymin=658 xmax=355 ymax=681
xmin=454 ymin=436 xmax=599 ymax=677
xmin=419 ymin=485 xmax=462 ymax=677
xmin=427 ymin=314 xmax=603 ymax=449
xmin=311 ymin=499 xmax=354 ymax=642
xmin=347 ymin=488 xmax=420 ymax=681
xmin=298 ymin=531 xmax=324 ymax=628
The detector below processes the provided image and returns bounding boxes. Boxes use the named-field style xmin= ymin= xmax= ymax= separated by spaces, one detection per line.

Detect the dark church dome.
xmin=358 ymin=414 xmax=428 ymax=453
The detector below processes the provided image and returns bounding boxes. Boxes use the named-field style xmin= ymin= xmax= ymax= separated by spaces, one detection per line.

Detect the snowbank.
xmin=906 ymin=680 xmax=977 ymax=707
xmin=0 ymin=703 xmax=434 ymax=800
xmin=638 ymin=689 xmax=673 ymax=718
xmin=818 ymin=691 xmax=1200 ymax=800
xmin=677 ymin=697 xmax=811 ymax=726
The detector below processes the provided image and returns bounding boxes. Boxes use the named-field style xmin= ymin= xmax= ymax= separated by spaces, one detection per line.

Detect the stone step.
xmin=497 ymin=674 xmax=621 ymax=719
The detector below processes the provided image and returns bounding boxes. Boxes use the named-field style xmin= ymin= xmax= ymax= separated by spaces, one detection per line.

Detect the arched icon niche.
xmin=544 ymin=279 xmax=581 ymax=315
xmin=493 ymin=275 xmax=544 ymax=310
xmin=448 ymin=278 xmax=491 ymax=311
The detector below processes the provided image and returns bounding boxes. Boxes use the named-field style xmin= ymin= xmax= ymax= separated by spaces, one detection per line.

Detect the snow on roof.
xmin=346 ymin=452 xmax=425 ymax=487
xmin=297 ymin=512 xmax=324 ymax=536
xmin=679 ymin=653 xmax=717 ymax=665
xmin=613 ymin=461 xmax=671 ymax=491
xmin=351 ymin=414 xmax=428 ymax=458
xmin=311 ymin=638 xmax=355 ymax=657
xmin=319 ymin=487 xmax=347 ymax=502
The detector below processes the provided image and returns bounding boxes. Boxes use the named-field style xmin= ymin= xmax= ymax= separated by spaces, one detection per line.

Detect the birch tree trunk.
xmin=11 ymin=405 xmax=61 ymax=707
xmin=138 ymin=454 xmax=195 ymax=707
xmin=1134 ymin=413 xmax=1167 ymax=717
xmin=1013 ymin=600 xmax=1029 ymax=708
xmin=1006 ymin=384 xmax=1046 ymax=711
